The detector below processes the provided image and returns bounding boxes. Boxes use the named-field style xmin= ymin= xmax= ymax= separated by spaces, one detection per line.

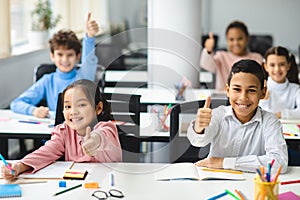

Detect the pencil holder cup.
xmin=150 ymin=105 xmax=170 ymax=132
xmin=254 ymin=178 xmax=279 ymax=200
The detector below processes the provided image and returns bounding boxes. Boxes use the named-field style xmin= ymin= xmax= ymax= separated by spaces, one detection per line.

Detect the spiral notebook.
xmin=0 ymin=184 xmax=22 ymax=198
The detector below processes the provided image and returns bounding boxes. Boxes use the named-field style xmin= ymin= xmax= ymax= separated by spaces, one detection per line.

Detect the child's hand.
xmin=82 ymin=127 xmax=101 ymax=156
xmin=194 ymin=157 xmax=224 ymax=169
xmin=275 ymin=112 xmax=281 ymax=119
xmin=1 ymin=162 xmax=25 ymax=181
xmin=32 ymin=106 xmax=49 ymax=118
xmin=194 ymin=96 xmax=212 ymax=133
xmin=204 ymin=32 xmax=215 ymax=53
xmin=86 ymin=12 xmax=99 ymax=38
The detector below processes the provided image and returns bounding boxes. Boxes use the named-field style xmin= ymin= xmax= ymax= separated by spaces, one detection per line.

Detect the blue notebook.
xmin=0 ymin=184 xmax=22 ymax=198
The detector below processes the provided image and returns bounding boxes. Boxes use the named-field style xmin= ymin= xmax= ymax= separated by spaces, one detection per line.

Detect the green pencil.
xmin=53 ymin=184 xmax=82 ymax=196
xmin=225 ymin=189 xmax=240 ymax=200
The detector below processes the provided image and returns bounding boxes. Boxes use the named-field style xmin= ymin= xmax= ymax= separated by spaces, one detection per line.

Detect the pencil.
xmin=53 ymin=184 xmax=82 ymax=196
xmin=280 ymin=180 xmax=300 ymax=185
xmin=234 ymin=189 xmax=245 ymax=200
xmin=207 ymin=191 xmax=227 ymax=200
xmin=201 ymin=168 xmax=243 ymax=174
xmin=225 ymin=189 xmax=240 ymax=200
xmin=273 ymin=165 xmax=282 ymax=183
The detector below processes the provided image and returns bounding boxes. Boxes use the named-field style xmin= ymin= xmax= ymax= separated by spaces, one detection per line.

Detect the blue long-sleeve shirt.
xmin=10 ymin=34 xmax=98 ymax=116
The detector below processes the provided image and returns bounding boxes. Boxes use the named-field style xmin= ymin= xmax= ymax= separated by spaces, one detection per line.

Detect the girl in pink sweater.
xmin=200 ymin=21 xmax=263 ymax=90
xmin=1 ymin=79 xmax=122 ymax=180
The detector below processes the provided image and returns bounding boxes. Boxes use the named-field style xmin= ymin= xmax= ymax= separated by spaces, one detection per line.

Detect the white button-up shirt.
xmin=187 ymin=106 xmax=288 ymax=173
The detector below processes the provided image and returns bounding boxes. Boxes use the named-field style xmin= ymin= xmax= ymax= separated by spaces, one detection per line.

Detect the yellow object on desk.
xmin=63 ymin=169 xmax=88 ymax=180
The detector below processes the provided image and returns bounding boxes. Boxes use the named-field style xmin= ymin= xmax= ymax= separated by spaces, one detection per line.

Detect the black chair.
xmin=248 ymin=34 xmax=273 ymax=56
xmin=102 ymin=93 xmax=142 ymax=162
xmin=169 ymin=98 xmax=229 ymax=163
xmin=95 ymin=43 xmax=126 ymax=70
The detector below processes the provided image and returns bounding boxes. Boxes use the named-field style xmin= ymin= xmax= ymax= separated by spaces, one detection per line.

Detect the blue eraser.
xmin=59 ymin=180 xmax=66 ymax=187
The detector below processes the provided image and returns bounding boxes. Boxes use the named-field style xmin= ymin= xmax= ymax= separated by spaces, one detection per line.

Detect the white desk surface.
xmin=104 ymin=87 xmax=226 ymax=104
xmin=0 ymin=162 xmax=299 ymax=200
xmin=105 ymin=70 xmax=148 ymax=82
xmin=0 ymin=109 xmax=53 ymax=135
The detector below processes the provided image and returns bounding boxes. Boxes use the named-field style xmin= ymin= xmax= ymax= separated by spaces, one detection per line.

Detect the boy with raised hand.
xmin=10 ymin=12 xmax=99 ymax=118
xmin=188 ymin=59 xmax=288 ymax=173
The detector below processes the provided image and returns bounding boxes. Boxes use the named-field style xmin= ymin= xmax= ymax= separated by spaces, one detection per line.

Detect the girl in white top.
xmin=259 ymin=46 xmax=300 ymax=119
xmin=188 ymin=59 xmax=288 ymax=173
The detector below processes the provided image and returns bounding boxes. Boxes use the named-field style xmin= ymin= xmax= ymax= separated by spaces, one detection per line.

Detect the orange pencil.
xmin=274 ymin=165 xmax=282 ymax=182
xmin=234 ymin=189 xmax=245 ymax=200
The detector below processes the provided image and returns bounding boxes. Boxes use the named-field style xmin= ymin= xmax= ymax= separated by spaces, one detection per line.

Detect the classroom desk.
xmin=104 ymin=87 xmax=227 ymax=111
xmin=0 ymin=162 xmax=299 ymax=199
xmin=0 ymin=110 xmax=53 ymax=158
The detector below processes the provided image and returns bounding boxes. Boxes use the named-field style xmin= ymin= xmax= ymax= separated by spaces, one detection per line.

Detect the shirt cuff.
xmin=223 ymin=157 xmax=237 ymax=169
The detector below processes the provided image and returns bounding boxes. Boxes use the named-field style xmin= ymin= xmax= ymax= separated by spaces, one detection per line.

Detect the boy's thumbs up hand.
xmin=82 ymin=126 xmax=101 ymax=156
xmin=86 ymin=12 xmax=99 ymax=38
xmin=204 ymin=32 xmax=215 ymax=53
xmin=194 ymin=96 xmax=212 ymax=133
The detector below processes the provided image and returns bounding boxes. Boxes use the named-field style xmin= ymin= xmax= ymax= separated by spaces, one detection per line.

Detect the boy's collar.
xmin=225 ymin=106 xmax=262 ymax=125
xmin=56 ymin=67 xmax=77 ymax=79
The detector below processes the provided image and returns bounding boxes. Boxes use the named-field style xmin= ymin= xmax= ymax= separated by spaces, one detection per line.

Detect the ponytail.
xmin=286 ymin=54 xmax=299 ymax=84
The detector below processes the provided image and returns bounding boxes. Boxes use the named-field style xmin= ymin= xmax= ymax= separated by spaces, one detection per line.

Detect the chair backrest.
xmin=169 ymin=98 xmax=229 ymax=163
xmin=55 ymin=93 xmax=64 ymax=126
xmin=102 ymin=93 xmax=141 ymax=137
xmin=33 ymin=64 xmax=57 ymax=83
xmin=95 ymin=43 xmax=126 ymax=70
xmin=33 ymin=64 xmax=57 ymax=107
xmin=248 ymin=34 xmax=273 ymax=56
xmin=100 ymin=92 xmax=142 ymax=162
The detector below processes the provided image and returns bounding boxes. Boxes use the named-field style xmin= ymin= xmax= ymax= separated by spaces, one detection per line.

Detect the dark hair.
xmin=226 ymin=20 xmax=249 ymax=37
xmin=263 ymin=46 xmax=299 ymax=84
xmin=227 ymin=59 xmax=265 ymax=90
xmin=49 ymin=29 xmax=82 ymax=55
xmin=62 ymin=79 xmax=112 ymax=121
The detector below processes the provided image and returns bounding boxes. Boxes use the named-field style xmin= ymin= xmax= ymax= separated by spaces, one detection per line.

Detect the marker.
xmin=53 ymin=184 xmax=82 ymax=196
xmin=18 ymin=120 xmax=41 ymax=124
xmin=0 ymin=153 xmax=14 ymax=175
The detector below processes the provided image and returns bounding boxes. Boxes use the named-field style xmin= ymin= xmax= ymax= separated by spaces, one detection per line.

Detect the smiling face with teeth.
xmin=63 ymin=87 xmax=102 ymax=136
xmin=50 ymin=46 xmax=81 ymax=73
xmin=226 ymin=72 xmax=266 ymax=124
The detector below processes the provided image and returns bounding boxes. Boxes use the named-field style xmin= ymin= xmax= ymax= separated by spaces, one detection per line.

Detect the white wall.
xmin=202 ymin=0 xmax=300 ymax=55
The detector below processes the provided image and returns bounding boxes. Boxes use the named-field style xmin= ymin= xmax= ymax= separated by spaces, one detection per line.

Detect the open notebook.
xmin=155 ymin=163 xmax=245 ymax=181
xmin=19 ymin=161 xmax=74 ymax=179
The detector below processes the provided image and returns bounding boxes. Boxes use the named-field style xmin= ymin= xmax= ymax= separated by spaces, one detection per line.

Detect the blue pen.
xmin=110 ymin=173 xmax=115 ymax=186
xmin=207 ymin=191 xmax=228 ymax=200
xmin=0 ymin=153 xmax=14 ymax=175
xmin=19 ymin=120 xmax=41 ymax=124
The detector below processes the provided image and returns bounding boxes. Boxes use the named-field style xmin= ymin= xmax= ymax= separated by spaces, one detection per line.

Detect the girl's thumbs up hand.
xmin=204 ymin=32 xmax=215 ymax=53
xmin=82 ymin=126 xmax=101 ymax=156
xmin=194 ymin=96 xmax=212 ymax=133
